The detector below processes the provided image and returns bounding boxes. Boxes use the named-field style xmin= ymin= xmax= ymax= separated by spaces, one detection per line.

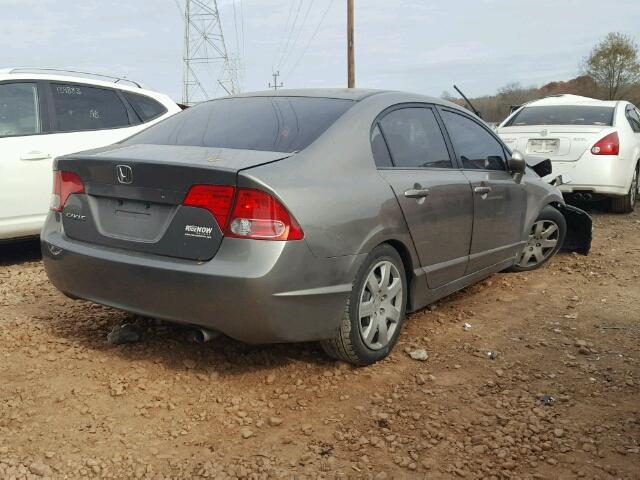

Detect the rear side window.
xmin=124 ymin=92 xmax=167 ymax=122
xmin=370 ymin=125 xmax=393 ymax=167
xmin=0 ymin=83 xmax=40 ymax=137
xmin=507 ymin=105 xmax=614 ymax=126
xmin=126 ymin=96 xmax=353 ymax=153
xmin=441 ymin=110 xmax=507 ymax=171
xmin=378 ymin=107 xmax=452 ymax=168
xmin=50 ymin=83 xmax=130 ymax=132
xmin=626 ymin=106 xmax=640 ymax=133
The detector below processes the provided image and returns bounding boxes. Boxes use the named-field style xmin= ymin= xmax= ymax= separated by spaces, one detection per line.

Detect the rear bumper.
xmin=41 ymin=213 xmax=361 ymax=344
xmin=552 ymin=154 xmax=634 ymax=197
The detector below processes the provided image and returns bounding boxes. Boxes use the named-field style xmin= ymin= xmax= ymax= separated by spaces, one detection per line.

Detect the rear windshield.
xmin=507 ymin=105 xmax=614 ymax=126
xmin=125 ymin=96 xmax=354 ymax=153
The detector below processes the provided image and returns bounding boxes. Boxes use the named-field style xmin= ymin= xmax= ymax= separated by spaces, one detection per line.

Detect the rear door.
xmin=0 ymin=81 xmax=50 ymax=237
xmin=374 ymin=105 xmax=474 ymax=289
xmin=439 ymin=108 xmax=526 ymax=273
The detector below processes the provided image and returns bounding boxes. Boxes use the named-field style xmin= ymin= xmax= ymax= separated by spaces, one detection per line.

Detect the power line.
xmin=273 ymin=1 xmax=296 ymax=70
xmin=279 ymin=0 xmax=316 ymax=72
xmin=287 ymin=0 xmax=335 ymax=77
xmin=240 ymin=0 xmax=245 ymax=67
xmin=232 ymin=0 xmax=243 ymax=88
xmin=277 ymin=0 xmax=304 ymax=71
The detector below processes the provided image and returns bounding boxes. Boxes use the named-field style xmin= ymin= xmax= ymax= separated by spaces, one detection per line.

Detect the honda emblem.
xmin=116 ymin=165 xmax=133 ymax=184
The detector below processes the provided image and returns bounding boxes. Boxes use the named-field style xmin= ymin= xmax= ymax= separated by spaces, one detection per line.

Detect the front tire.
xmin=610 ymin=163 xmax=638 ymax=214
xmin=321 ymin=244 xmax=407 ymax=365
xmin=510 ymin=206 xmax=566 ymax=272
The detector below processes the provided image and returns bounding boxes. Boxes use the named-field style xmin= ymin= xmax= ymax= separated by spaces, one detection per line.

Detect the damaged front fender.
xmin=557 ymin=204 xmax=592 ymax=255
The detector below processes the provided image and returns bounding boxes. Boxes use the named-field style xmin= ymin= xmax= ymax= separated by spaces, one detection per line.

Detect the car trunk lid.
xmin=498 ymin=125 xmax=611 ymax=162
xmin=56 ymin=144 xmax=290 ymax=261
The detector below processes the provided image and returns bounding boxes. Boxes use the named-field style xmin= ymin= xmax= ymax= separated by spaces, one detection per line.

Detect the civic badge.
xmin=540 ymin=129 xmax=548 ymax=137
xmin=116 ymin=165 xmax=133 ymax=184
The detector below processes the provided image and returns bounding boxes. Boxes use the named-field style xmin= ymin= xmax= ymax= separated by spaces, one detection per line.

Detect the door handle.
xmin=20 ymin=151 xmax=52 ymax=161
xmin=473 ymin=186 xmax=492 ymax=195
xmin=404 ymin=188 xmax=431 ymax=199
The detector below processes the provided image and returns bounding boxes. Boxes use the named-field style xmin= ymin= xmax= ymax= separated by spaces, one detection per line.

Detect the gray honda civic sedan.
xmin=42 ymin=89 xmax=568 ymax=365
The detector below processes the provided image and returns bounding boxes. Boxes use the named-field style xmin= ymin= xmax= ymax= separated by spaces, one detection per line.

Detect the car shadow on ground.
xmin=46 ymin=306 xmax=337 ymax=376
xmin=0 ymin=238 xmax=41 ymax=266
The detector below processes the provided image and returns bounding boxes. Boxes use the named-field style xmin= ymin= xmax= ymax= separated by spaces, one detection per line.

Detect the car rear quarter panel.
xmin=238 ymin=94 xmax=419 ymax=263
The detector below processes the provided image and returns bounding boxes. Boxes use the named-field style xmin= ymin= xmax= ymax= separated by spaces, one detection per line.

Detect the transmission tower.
xmin=182 ymin=0 xmax=239 ymax=105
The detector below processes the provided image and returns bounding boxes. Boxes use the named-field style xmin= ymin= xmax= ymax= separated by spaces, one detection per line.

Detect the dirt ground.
xmin=1 ymin=207 xmax=639 ymax=480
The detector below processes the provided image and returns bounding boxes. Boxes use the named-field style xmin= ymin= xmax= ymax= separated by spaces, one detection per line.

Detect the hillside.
xmin=445 ymin=76 xmax=640 ymax=123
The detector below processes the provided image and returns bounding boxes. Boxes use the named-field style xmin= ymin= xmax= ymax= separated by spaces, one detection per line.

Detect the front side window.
xmin=124 ymin=92 xmax=167 ymax=122
xmin=126 ymin=96 xmax=353 ymax=153
xmin=0 ymin=83 xmax=40 ymax=137
xmin=378 ymin=107 xmax=452 ymax=168
xmin=441 ymin=110 xmax=507 ymax=171
xmin=50 ymin=83 xmax=130 ymax=132
xmin=507 ymin=105 xmax=614 ymax=127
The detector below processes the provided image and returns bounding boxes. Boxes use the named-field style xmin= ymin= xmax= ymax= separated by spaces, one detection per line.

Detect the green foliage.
xmin=582 ymin=32 xmax=640 ymax=100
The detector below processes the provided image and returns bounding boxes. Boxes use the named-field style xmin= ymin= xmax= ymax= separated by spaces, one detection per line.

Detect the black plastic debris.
xmin=107 ymin=323 xmax=144 ymax=345
xmin=487 ymin=351 xmax=499 ymax=360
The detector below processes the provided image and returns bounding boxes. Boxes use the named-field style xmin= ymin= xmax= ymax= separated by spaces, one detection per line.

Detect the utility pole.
xmin=269 ymin=71 xmax=284 ymax=90
xmin=347 ymin=0 xmax=355 ymax=88
xmin=182 ymin=0 xmax=239 ymax=105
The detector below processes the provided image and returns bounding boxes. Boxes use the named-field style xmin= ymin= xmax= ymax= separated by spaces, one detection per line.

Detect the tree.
xmin=582 ymin=32 xmax=640 ymax=100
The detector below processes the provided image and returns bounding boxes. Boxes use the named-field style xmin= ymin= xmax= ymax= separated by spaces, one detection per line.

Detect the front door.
xmin=439 ymin=108 xmax=526 ymax=273
xmin=373 ymin=106 xmax=474 ymax=289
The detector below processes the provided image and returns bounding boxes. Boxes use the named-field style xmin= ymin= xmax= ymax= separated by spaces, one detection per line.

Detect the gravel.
xmin=0 ymin=210 xmax=638 ymax=478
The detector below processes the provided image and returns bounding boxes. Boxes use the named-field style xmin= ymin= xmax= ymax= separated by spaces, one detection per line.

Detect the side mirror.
xmin=508 ymin=150 xmax=526 ymax=175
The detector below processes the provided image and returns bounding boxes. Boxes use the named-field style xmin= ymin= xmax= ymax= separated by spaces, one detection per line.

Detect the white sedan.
xmin=0 ymin=67 xmax=182 ymax=241
xmin=497 ymin=94 xmax=640 ymax=213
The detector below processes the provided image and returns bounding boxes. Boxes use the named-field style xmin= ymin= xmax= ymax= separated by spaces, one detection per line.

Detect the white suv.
xmin=0 ymin=67 xmax=181 ymax=240
xmin=497 ymin=95 xmax=640 ymax=213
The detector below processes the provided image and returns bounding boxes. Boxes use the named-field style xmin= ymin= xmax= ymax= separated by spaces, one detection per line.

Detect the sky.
xmin=2 ymin=0 xmax=640 ymax=102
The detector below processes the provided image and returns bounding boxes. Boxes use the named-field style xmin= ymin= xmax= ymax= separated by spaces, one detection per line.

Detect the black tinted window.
xmin=442 ymin=111 xmax=506 ymax=171
xmin=507 ymin=105 xmax=614 ymax=126
xmin=126 ymin=97 xmax=353 ymax=153
xmin=0 ymin=83 xmax=40 ymax=137
xmin=379 ymin=108 xmax=451 ymax=168
xmin=626 ymin=106 xmax=640 ymax=133
xmin=124 ymin=92 xmax=167 ymax=122
xmin=371 ymin=125 xmax=393 ymax=167
xmin=51 ymin=84 xmax=130 ymax=132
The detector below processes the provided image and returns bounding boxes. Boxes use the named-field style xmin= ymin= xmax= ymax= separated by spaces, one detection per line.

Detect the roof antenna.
xmin=453 ymin=85 xmax=482 ymax=119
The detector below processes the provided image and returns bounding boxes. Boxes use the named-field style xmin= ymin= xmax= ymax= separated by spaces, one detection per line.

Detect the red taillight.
xmin=182 ymin=185 xmax=304 ymax=241
xmin=50 ymin=171 xmax=84 ymax=212
xmin=227 ymin=189 xmax=304 ymax=240
xmin=183 ymin=185 xmax=235 ymax=229
xmin=591 ymin=132 xmax=619 ymax=155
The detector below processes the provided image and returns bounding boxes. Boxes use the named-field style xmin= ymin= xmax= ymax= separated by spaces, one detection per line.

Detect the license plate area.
xmin=526 ymin=138 xmax=560 ymax=154
xmin=93 ymin=197 xmax=175 ymax=242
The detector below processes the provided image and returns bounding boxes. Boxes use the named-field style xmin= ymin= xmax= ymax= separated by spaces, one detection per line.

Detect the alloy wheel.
xmin=358 ymin=260 xmax=403 ymax=350
xmin=517 ymin=220 xmax=560 ymax=268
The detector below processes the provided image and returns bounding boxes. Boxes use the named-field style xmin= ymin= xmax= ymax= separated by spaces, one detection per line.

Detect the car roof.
xmin=523 ymin=94 xmax=621 ymax=108
xmin=219 ymin=88 xmax=464 ymax=110
xmin=0 ymin=67 xmax=162 ymax=96
xmin=228 ymin=88 xmax=387 ymax=101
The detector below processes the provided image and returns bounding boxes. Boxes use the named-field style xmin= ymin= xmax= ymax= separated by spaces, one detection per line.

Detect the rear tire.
xmin=609 ymin=163 xmax=638 ymax=214
xmin=509 ymin=206 xmax=566 ymax=272
xmin=321 ymin=244 xmax=407 ymax=366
